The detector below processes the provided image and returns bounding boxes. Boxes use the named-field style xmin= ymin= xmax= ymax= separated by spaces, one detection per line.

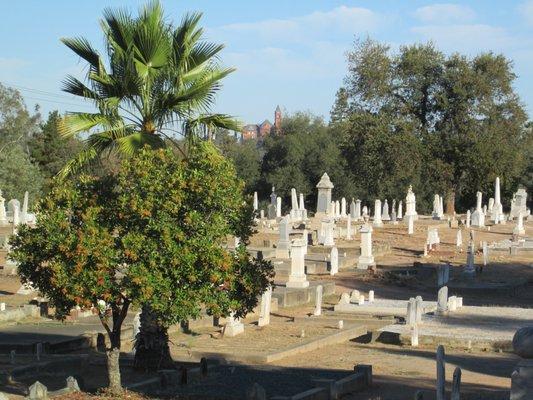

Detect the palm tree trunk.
xmin=133 ymin=304 xmax=174 ymax=371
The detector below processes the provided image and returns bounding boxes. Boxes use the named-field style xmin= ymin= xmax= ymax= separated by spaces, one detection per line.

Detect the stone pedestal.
xmin=357 ymin=225 xmax=376 ymax=270
xmin=286 ymin=239 xmax=309 ymax=288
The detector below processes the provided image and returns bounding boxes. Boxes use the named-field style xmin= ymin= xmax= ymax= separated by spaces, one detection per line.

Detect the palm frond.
xmin=57 ymin=147 xmax=99 ymax=180
xmin=61 ymin=37 xmax=102 ymax=73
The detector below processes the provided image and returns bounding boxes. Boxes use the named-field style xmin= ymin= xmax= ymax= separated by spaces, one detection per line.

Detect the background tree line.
xmin=219 ymin=39 xmax=532 ymax=214
xmin=0 ymin=83 xmax=84 ymax=203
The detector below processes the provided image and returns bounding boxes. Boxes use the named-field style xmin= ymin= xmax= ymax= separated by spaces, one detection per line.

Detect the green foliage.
xmin=216 ymin=131 xmax=261 ymax=194
xmin=261 ymin=112 xmax=355 ymax=209
xmin=337 ymin=38 xmax=531 ymax=212
xmin=11 ymin=143 xmax=273 ymax=326
xmin=116 ymin=143 xmax=273 ymax=324
xmin=29 ymin=111 xmax=84 ymax=192
xmin=0 ymin=145 xmax=44 ymax=203
xmin=58 ymin=1 xmax=239 ymax=178
xmin=0 ymin=83 xmax=44 ymax=202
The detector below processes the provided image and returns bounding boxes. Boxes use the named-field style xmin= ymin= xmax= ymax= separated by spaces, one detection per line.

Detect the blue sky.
xmin=1 ymin=1 xmax=532 ymax=124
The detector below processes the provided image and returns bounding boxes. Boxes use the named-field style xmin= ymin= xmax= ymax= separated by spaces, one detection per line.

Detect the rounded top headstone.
xmin=513 ymin=327 xmax=533 ymax=359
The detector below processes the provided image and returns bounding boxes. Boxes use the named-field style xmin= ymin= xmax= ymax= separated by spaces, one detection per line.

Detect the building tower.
xmin=274 ymin=105 xmax=282 ymax=133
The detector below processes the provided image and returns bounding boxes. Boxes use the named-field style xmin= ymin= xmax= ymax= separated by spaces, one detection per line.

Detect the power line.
xmin=23 ymin=95 xmax=95 ymax=109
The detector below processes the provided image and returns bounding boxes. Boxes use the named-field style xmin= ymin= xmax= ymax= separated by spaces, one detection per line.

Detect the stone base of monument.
xmin=224 ymin=321 xmax=245 ymax=337
xmin=272 ymin=281 xmax=335 ymax=308
xmin=357 ymin=256 xmax=376 ymax=270
xmin=285 ymin=278 xmax=309 ymax=289
xmin=511 ymin=360 xmax=533 ymax=400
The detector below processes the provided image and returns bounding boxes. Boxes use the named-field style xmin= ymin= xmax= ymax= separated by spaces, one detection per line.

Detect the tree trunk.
xmin=134 ymin=304 xmax=174 ymax=371
xmin=446 ymin=189 xmax=456 ymax=215
xmin=106 ymin=346 xmax=122 ymax=394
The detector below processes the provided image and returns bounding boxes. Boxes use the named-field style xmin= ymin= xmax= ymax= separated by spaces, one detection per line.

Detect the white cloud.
xmin=414 ymin=4 xmax=476 ymax=24
xmin=411 ymin=24 xmax=512 ymax=54
xmin=216 ymin=6 xmax=382 ymax=43
xmin=520 ymin=1 xmax=533 ymax=25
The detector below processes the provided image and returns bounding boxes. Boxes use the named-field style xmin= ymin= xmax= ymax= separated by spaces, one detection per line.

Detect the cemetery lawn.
xmin=169 ymin=313 xmax=356 ymax=361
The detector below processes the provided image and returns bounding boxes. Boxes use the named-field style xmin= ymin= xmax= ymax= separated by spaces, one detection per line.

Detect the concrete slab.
xmin=333 ymin=298 xmax=437 ymax=317
xmin=380 ymin=305 xmax=533 ymax=351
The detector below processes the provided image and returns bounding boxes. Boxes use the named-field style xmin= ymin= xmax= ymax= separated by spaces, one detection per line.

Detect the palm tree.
xmin=59 ymin=1 xmax=239 ymax=371
xmin=59 ymin=1 xmax=239 ymax=178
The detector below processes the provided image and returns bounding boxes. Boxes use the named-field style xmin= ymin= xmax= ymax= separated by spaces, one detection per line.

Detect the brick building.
xmin=242 ymin=106 xmax=282 ymax=140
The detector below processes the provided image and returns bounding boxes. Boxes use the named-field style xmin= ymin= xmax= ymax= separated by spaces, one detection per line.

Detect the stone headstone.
xmin=382 ymin=199 xmax=390 ymax=221
xmin=471 ymin=191 xmax=485 ymax=227
xmin=437 ymin=286 xmax=448 ymax=315
xmin=465 ymin=242 xmax=475 ymax=275
xmin=316 ymin=173 xmax=334 ymax=214
xmin=0 ymin=303 xmax=5 ymax=312
xmin=291 ymin=188 xmax=298 ymax=212
xmin=350 ymin=199 xmax=356 ymax=219
xmin=466 ymin=210 xmax=471 ymax=228
xmin=407 ymin=215 xmax=414 ymax=235
xmin=357 ymin=225 xmax=376 ymax=270
xmin=411 ymin=324 xmax=419 ymax=347
xmin=253 ymin=192 xmax=258 ymax=211
xmin=313 ymin=285 xmax=323 ymax=316
xmin=406 ymin=298 xmax=416 ymax=326
xmin=405 ymin=185 xmax=418 ymax=220
xmin=350 ymin=290 xmax=360 ymax=303
xmin=368 ymin=290 xmax=374 ymax=303
xmin=66 ymin=376 xmax=80 ymax=392
xmin=258 ymin=286 xmax=273 ymax=327
xmin=415 ymin=296 xmax=423 ymax=323
xmin=397 ymin=200 xmax=403 ymax=219
xmin=436 ymin=345 xmax=446 ymax=400
xmin=510 ymin=188 xmax=528 ymax=219
xmin=322 ymin=218 xmax=335 ymax=246
xmin=511 ymin=328 xmax=533 ymax=400
xmin=28 ymin=381 xmax=48 ymax=400
xmin=491 ymin=177 xmax=504 ymax=223
xmin=373 ymin=200 xmax=383 ymax=227
xmin=330 ymin=246 xmax=339 ymax=276
xmin=276 ymin=216 xmax=291 ymax=258
xmin=340 ymin=292 xmax=351 ymax=304
xmin=341 ymin=197 xmax=347 ymax=217
xmin=451 ymin=367 xmax=461 ymax=400
xmin=513 ymin=212 xmax=525 ymax=235
xmin=267 ymin=204 xmax=276 ymax=220
xmin=224 ymin=312 xmax=244 ymax=337
xmin=276 ymin=197 xmax=282 ymax=218
xmin=456 ymin=230 xmax=462 ymax=247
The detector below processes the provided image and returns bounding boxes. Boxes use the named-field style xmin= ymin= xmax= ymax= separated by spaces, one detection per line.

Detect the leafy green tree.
xmin=29 ymin=111 xmax=84 ymax=192
xmin=0 ymin=145 xmax=44 ymax=202
xmin=0 ymin=83 xmax=44 ymax=201
xmin=338 ymin=38 xmax=530 ymax=212
xmin=10 ymin=144 xmax=273 ymax=392
xmin=261 ymin=112 xmax=355 ymax=209
xmin=217 ymin=131 xmax=262 ymax=193
xmin=58 ymin=1 xmax=239 ymax=177
xmin=58 ymin=1 xmax=245 ymax=370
